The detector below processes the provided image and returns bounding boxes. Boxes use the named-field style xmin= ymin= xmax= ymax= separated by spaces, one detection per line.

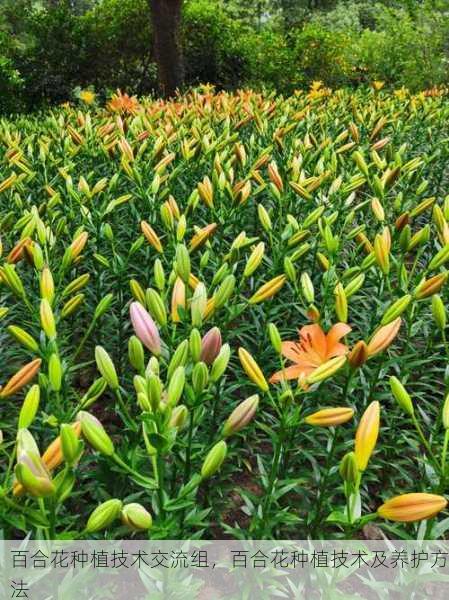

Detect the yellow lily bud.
xmin=355 ymin=401 xmax=380 ymax=471
xmin=378 ymin=493 xmax=447 ymax=522
xmin=249 ymin=275 xmax=286 ymax=304
xmin=305 ymin=407 xmax=354 ymax=427
xmin=238 ymin=347 xmax=268 ymax=392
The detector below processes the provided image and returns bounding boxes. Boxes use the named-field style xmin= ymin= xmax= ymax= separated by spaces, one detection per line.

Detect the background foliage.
xmin=0 ymin=0 xmax=448 ymax=113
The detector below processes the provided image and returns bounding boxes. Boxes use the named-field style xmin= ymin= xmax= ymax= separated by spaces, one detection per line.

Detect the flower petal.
xmin=269 ymin=364 xmax=314 ymax=383
xmin=326 ymin=323 xmax=352 ymax=355
xmin=299 ymin=324 xmax=327 ymax=360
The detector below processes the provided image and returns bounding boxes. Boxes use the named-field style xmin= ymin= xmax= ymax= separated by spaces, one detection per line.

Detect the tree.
xmin=150 ymin=0 xmax=184 ymax=97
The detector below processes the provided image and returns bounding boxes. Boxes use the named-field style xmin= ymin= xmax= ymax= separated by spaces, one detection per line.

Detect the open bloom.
xmin=269 ymin=323 xmax=351 ymax=384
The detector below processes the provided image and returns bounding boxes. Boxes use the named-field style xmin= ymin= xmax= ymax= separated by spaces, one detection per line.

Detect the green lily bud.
xmin=79 ymin=378 xmax=107 ymax=409
xmin=137 ymin=392 xmax=151 ymax=412
xmin=389 ymin=376 xmax=414 ymax=416
xmin=128 ymin=336 xmax=145 ymax=372
xmin=60 ymin=423 xmax=82 ymax=465
xmin=146 ymin=356 xmax=160 ymax=377
xmin=121 ymin=503 xmax=153 ymax=531
xmin=94 ymin=293 xmax=113 ymax=320
xmin=154 ymin=259 xmax=165 ymax=291
xmin=191 ymin=282 xmax=207 ymax=327
xmin=175 ymin=244 xmax=191 ymax=283
xmin=339 ymin=451 xmax=358 ymax=486
xmin=214 ymin=275 xmax=236 ymax=309
xmin=169 ymin=405 xmax=189 ymax=429
xmin=381 ymin=295 xmax=412 ymax=326
xmin=48 ymin=353 xmax=62 ymax=392
xmin=201 ymin=440 xmax=227 ymax=479
xmin=95 ymin=346 xmax=119 ymax=390
xmin=167 ymin=340 xmax=189 ymax=380
xmin=146 ymin=288 xmax=167 ymax=327
xmin=147 ymin=373 xmax=162 ymax=412
xmin=86 ymin=499 xmax=123 ymax=533
xmin=300 ymin=272 xmax=314 ymax=304
xmin=189 ymin=328 xmax=202 ymax=362
xmin=432 ymin=294 xmax=446 ymax=331
xmin=210 ymin=343 xmax=231 ymax=382
xmin=7 ymin=325 xmax=39 ymax=353
xmin=167 ymin=366 xmax=185 ymax=407
xmin=77 ymin=411 xmax=114 ymax=456
xmin=267 ymin=323 xmax=282 ymax=354
xmin=18 ymin=385 xmax=40 ymax=429
xmin=192 ymin=362 xmax=209 ymax=395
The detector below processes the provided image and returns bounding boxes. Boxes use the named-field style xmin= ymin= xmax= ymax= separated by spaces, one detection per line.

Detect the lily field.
xmin=2 ymin=86 xmax=449 ymax=540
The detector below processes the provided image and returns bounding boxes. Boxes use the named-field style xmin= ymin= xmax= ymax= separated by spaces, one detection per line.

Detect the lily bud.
xmin=192 ymin=362 xmax=208 ymax=395
xmin=154 ymin=258 xmax=165 ymax=291
xmin=210 ymin=343 xmax=231 ymax=382
xmin=60 ymin=423 xmax=82 ymax=465
xmin=339 ymin=451 xmax=358 ymax=486
xmin=414 ymin=273 xmax=448 ymax=299
xmin=167 ymin=340 xmax=189 ymax=380
xmin=334 ymin=283 xmax=348 ymax=323
xmin=348 ymin=341 xmax=368 ymax=369
xmin=147 ymin=373 xmax=162 ymax=412
xmin=214 ymin=275 xmax=236 ymax=309
xmin=95 ymin=346 xmax=119 ymax=390
xmin=146 ymin=288 xmax=167 ymax=327
xmin=381 ymin=295 xmax=412 ymax=325
xmin=169 ymin=405 xmax=189 ymax=429
xmin=267 ymin=323 xmax=282 ymax=354
xmin=130 ymin=302 xmax=161 ymax=355
xmin=0 ymin=358 xmax=42 ymax=398
xmin=171 ymin=277 xmax=186 ymax=322
xmin=200 ymin=327 xmax=222 ymax=364
xmin=389 ymin=376 xmax=414 ymax=416
xmin=249 ymin=275 xmax=286 ymax=304
xmin=86 ymin=499 xmax=123 ymax=533
xmin=189 ymin=328 xmax=202 ymax=362
xmin=223 ymin=395 xmax=259 ymax=436
xmin=191 ymin=282 xmax=207 ymax=327
xmin=18 ymin=385 xmax=40 ymax=429
xmin=15 ymin=452 xmax=55 ymax=497
xmin=79 ymin=378 xmax=107 ymax=409
xmin=243 ymin=242 xmax=265 ymax=278
xmin=176 ymin=244 xmax=191 ymax=283
xmin=378 ymin=493 xmax=447 ymax=523
xmin=238 ymin=347 xmax=268 ymax=392
xmin=432 ymin=294 xmax=447 ymax=331
xmin=300 ymin=273 xmax=314 ymax=304
xmin=48 ymin=353 xmax=62 ymax=392
xmin=305 ymin=407 xmax=354 ymax=427
xmin=128 ymin=336 xmax=145 ymax=372
xmin=141 ymin=221 xmax=163 ymax=253
xmin=121 ymin=503 xmax=153 ymax=531
xmin=40 ymin=267 xmax=55 ymax=305
xmin=354 ymin=401 xmax=380 ymax=471
xmin=443 ymin=394 xmax=449 ymax=429
xmin=7 ymin=325 xmax=39 ymax=353
xmin=167 ymin=366 xmax=185 ymax=407
xmin=373 ymin=231 xmax=390 ymax=274
xmin=77 ymin=411 xmax=114 ymax=456
xmin=40 ymin=299 xmax=56 ymax=339
xmin=201 ymin=440 xmax=227 ymax=479
xmin=367 ymin=318 xmax=402 ymax=358
xmin=306 ymin=356 xmax=347 ymax=385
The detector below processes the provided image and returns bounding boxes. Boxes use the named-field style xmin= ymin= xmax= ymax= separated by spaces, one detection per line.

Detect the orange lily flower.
xmin=269 ymin=322 xmax=351 ymax=383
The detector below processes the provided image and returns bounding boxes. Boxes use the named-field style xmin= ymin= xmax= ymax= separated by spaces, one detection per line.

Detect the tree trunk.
xmin=150 ymin=0 xmax=184 ymax=98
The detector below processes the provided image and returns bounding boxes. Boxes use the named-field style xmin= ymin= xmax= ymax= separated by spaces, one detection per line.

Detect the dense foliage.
xmin=1 ymin=86 xmax=449 ymax=540
xmin=0 ymin=0 xmax=448 ymax=112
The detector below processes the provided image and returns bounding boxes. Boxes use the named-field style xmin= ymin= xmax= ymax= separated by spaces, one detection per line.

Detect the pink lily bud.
xmin=200 ymin=327 xmax=222 ymax=364
xmin=130 ymin=302 xmax=161 ymax=356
